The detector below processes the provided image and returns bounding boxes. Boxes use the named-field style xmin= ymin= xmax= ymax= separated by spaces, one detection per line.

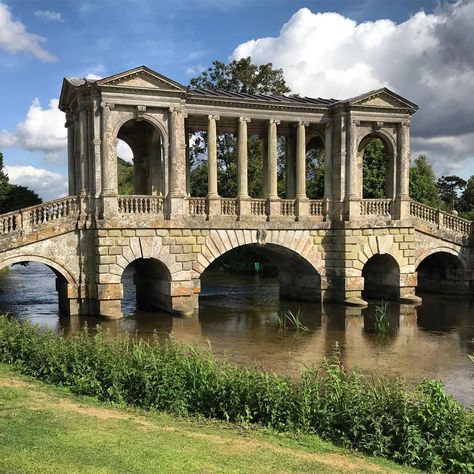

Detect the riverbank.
xmin=0 ymin=363 xmax=418 ymax=474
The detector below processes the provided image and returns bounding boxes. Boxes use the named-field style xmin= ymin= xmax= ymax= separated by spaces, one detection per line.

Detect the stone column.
xmin=65 ymin=111 xmax=76 ymax=196
xmin=100 ymin=102 xmax=118 ymax=218
xmin=285 ymin=134 xmax=296 ymax=199
xmin=237 ymin=117 xmax=251 ymax=218
xmin=396 ymin=121 xmax=410 ymax=220
xmin=185 ymin=128 xmax=191 ymax=196
xmin=78 ymin=100 xmax=89 ymax=197
xmin=168 ymin=107 xmax=187 ymax=217
xmin=345 ymin=118 xmax=360 ymax=219
xmin=207 ymin=115 xmax=220 ymax=216
xmin=295 ymin=121 xmax=309 ymax=219
xmin=150 ymin=135 xmax=162 ymax=196
xmin=323 ymin=121 xmax=333 ymax=219
xmin=267 ymin=119 xmax=280 ymax=217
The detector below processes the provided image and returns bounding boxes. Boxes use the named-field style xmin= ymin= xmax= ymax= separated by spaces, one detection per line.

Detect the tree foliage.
xmin=362 ymin=138 xmax=387 ymax=198
xmin=437 ymin=175 xmax=467 ymax=211
xmin=409 ymin=155 xmax=441 ymax=208
xmin=117 ymin=157 xmax=134 ymax=195
xmin=0 ymin=152 xmax=41 ymax=214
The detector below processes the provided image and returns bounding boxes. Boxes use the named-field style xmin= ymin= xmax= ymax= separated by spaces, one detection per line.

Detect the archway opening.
xmin=362 ymin=254 xmax=400 ymax=300
xmin=359 ymin=136 xmax=392 ymax=199
xmin=416 ymin=252 xmax=465 ymax=294
xmin=0 ymin=261 xmax=72 ymax=320
xmin=121 ymin=258 xmax=172 ymax=314
xmin=306 ymin=135 xmax=325 ymax=199
xmin=117 ymin=119 xmax=164 ymax=195
xmin=201 ymin=244 xmax=322 ymax=303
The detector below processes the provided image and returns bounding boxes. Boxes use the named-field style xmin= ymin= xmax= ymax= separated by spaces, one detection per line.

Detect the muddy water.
xmin=1 ymin=263 xmax=473 ymax=406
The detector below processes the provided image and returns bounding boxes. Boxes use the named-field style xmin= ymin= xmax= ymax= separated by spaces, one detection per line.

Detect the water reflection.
xmin=0 ymin=263 xmax=473 ymax=406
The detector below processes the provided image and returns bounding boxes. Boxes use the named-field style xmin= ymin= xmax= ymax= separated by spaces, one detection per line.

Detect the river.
xmin=1 ymin=263 xmax=473 ymax=406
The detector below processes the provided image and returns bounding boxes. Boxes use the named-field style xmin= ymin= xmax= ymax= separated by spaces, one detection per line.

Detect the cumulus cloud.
xmin=0 ymin=2 xmax=56 ymax=61
xmin=5 ymin=165 xmax=68 ymax=201
xmin=33 ymin=10 xmax=63 ymax=23
xmin=0 ymin=98 xmax=67 ymax=156
xmin=232 ymin=2 xmax=474 ymax=175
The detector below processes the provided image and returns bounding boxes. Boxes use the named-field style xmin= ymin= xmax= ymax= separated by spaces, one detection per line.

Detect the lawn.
xmin=0 ymin=364 xmax=419 ymax=474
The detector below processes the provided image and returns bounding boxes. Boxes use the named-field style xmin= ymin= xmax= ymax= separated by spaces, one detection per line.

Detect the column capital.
xmin=400 ymin=121 xmax=410 ymax=129
xmin=351 ymin=119 xmax=361 ymax=128
xmin=208 ymin=114 xmax=220 ymax=121
xmin=239 ymin=117 xmax=251 ymax=123
xmin=100 ymin=102 xmax=115 ymax=111
xmin=297 ymin=120 xmax=309 ymax=127
xmin=269 ymin=119 xmax=280 ymax=125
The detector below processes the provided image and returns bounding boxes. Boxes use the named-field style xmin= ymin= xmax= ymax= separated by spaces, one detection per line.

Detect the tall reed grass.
xmin=0 ymin=316 xmax=472 ymax=473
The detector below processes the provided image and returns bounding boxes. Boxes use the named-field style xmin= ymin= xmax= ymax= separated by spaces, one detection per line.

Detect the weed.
xmin=374 ymin=301 xmax=391 ymax=335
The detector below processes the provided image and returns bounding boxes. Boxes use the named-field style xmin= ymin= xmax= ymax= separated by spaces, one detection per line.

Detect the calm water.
xmin=1 ymin=263 xmax=473 ymax=406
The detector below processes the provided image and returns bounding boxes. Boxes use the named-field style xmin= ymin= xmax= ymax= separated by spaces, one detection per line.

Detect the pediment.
xmin=97 ymin=66 xmax=185 ymax=92
xmin=347 ymin=88 xmax=418 ymax=111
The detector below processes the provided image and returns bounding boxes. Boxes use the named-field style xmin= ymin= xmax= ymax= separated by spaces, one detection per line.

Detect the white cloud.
xmin=117 ymin=139 xmax=133 ymax=162
xmin=33 ymin=10 xmax=63 ymax=23
xmin=0 ymin=98 xmax=67 ymax=155
xmin=4 ymin=165 xmax=68 ymax=201
xmin=0 ymin=2 xmax=56 ymax=61
xmin=85 ymin=73 xmax=102 ymax=80
xmin=232 ymin=2 xmax=474 ymax=176
xmin=185 ymin=64 xmax=206 ymax=77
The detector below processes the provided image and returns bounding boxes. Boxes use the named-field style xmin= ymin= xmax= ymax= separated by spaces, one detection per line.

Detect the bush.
xmin=0 ymin=316 xmax=472 ymax=473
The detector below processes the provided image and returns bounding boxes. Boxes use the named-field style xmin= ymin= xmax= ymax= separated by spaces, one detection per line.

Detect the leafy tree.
xmin=189 ymin=58 xmax=290 ymax=198
xmin=306 ymin=147 xmax=325 ymax=199
xmin=459 ymin=175 xmax=474 ymax=219
xmin=117 ymin=157 xmax=134 ymax=195
xmin=409 ymin=155 xmax=442 ymax=208
xmin=437 ymin=175 xmax=466 ymax=211
xmin=362 ymin=138 xmax=387 ymax=198
xmin=0 ymin=152 xmax=41 ymax=214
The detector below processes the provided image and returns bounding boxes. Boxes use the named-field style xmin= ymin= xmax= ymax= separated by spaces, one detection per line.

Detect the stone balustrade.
xmin=360 ymin=199 xmax=393 ymax=216
xmin=118 ymin=195 xmax=164 ymax=214
xmin=280 ymin=199 xmax=295 ymax=216
xmin=410 ymin=201 xmax=473 ymax=234
xmin=0 ymin=211 xmax=20 ymax=235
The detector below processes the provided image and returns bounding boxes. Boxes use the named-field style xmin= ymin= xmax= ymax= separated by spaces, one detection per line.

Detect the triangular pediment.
xmin=97 ymin=66 xmax=185 ymax=92
xmin=346 ymin=88 xmax=418 ymax=111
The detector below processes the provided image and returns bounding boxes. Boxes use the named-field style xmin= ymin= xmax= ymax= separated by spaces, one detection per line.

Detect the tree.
xmin=409 ymin=155 xmax=442 ymax=208
xmin=459 ymin=175 xmax=474 ymax=219
xmin=117 ymin=157 xmax=134 ymax=195
xmin=306 ymin=147 xmax=325 ymax=199
xmin=362 ymin=138 xmax=387 ymax=198
xmin=0 ymin=152 xmax=41 ymax=214
xmin=189 ymin=58 xmax=290 ymax=198
xmin=437 ymin=175 xmax=466 ymax=211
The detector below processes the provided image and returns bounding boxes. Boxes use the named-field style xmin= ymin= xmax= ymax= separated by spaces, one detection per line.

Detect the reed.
xmin=374 ymin=301 xmax=390 ymax=334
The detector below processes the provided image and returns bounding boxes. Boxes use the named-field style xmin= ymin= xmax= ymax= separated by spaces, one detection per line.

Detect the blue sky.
xmin=1 ymin=0 xmax=473 ymax=200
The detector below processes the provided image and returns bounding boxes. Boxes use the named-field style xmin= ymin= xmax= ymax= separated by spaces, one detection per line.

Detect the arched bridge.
xmin=0 ymin=66 xmax=472 ymax=319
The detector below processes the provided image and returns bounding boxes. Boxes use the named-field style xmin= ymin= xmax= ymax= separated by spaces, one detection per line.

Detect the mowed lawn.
xmin=0 ymin=364 xmax=419 ymax=474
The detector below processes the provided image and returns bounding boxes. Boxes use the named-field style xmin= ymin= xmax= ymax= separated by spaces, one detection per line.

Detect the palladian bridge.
xmin=0 ymin=66 xmax=473 ymax=319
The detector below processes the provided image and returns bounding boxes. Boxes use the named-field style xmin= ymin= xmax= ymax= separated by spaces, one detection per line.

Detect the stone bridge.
xmin=0 ymin=66 xmax=472 ymax=319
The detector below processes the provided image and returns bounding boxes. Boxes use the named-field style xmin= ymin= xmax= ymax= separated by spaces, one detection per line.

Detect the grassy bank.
xmin=0 ymin=316 xmax=472 ymax=473
xmin=0 ymin=364 xmax=418 ymax=474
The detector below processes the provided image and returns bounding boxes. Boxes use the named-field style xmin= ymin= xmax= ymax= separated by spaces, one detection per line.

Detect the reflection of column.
xmin=207 ymin=115 xmax=219 ymax=198
xmin=66 ymin=111 xmax=75 ymax=195
xmin=237 ymin=117 xmax=250 ymax=198
xmin=296 ymin=121 xmax=307 ymax=199
xmin=267 ymin=119 xmax=279 ymax=199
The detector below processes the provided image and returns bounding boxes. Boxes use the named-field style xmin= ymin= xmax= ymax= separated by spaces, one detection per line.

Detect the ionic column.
xmin=267 ymin=119 xmax=279 ymax=199
xmin=324 ymin=121 xmax=333 ymax=200
xmin=285 ymin=134 xmax=296 ymax=198
xmin=78 ymin=100 xmax=89 ymax=196
xmin=207 ymin=115 xmax=219 ymax=198
xmin=65 ymin=111 xmax=76 ymax=196
xmin=296 ymin=121 xmax=308 ymax=199
xmin=168 ymin=107 xmax=187 ymax=198
xmin=237 ymin=117 xmax=250 ymax=198
xmin=396 ymin=121 xmax=411 ymax=220
xmin=100 ymin=102 xmax=116 ymax=196
xmin=346 ymin=118 xmax=360 ymax=219
xmin=185 ymin=128 xmax=191 ymax=196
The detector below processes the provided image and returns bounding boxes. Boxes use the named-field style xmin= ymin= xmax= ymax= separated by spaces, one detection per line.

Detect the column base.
xmin=266 ymin=197 xmax=280 ymax=219
xmin=206 ymin=195 xmax=221 ymax=217
xmin=295 ymin=197 xmax=309 ymax=220
xmin=237 ymin=197 xmax=251 ymax=220
xmin=167 ymin=195 xmax=186 ymax=219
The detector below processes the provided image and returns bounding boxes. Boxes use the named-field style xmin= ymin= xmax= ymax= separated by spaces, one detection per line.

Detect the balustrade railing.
xmin=250 ymin=199 xmax=266 ymax=216
xmin=221 ymin=198 xmax=237 ymax=216
xmin=309 ymin=200 xmax=323 ymax=216
xmin=360 ymin=199 xmax=392 ymax=216
xmin=280 ymin=199 xmax=295 ymax=216
xmin=188 ymin=197 xmax=207 ymax=216
xmin=118 ymin=195 xmax=163 ymax=214
xmin=410 ymin=200 xmax=472 ymax=235
xmin=0 ymin=211 xmax=19 ymax=235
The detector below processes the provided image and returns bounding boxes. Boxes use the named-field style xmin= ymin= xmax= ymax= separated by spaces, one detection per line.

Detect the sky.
xmin=0 ymin=0 xmax=473 ymax=201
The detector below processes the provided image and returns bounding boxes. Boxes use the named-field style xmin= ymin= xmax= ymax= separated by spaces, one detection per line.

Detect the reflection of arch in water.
xmin=199 ymin=243 xmax=322 ymax=303
xmin=416 ymin=250 xmax=466 ymax=294
xmin=362 ymin=253 xmax=400 ymax=301
xmin=0 ymin=255 xmax=77 ymax=316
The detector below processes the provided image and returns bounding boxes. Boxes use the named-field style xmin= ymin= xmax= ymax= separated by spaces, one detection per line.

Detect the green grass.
xmin=0 ymin=364 xmax=418 ymax=474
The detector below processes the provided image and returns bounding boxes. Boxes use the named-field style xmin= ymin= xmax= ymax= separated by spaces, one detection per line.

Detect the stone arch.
xmin=362 ymin=253 xmax=401 ymax=300
xmin=415 ymin=246 xmax=467 ymax=269
xmin=0 ymin=255 xmax=77 ymax=285
xmin=358 ymin=130 xmax=396 ymax=199
xmin=193 ymin=229 xmax=324 ymax=278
